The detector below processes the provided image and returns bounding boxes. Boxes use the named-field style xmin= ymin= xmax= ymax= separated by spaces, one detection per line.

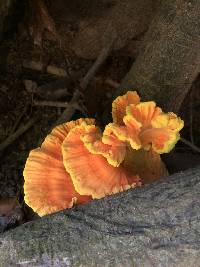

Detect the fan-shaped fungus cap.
xmin=111 ymin=98 xmax=184 ymax=154
xmin=81 ymin=123 xmax=126 ymax=167
xmin=24 ymin=90 xmax=182 ymax=216
xmin=23 ymin=118 xmax=93 ymax=216
xmin=62 ymin=122 xmax=141 ymax=199
xmin=107 ymin=121 xmax=142 ymax=150
xmin=112 ymin=91 xmax=140 ymax=125
xmin=125 ymin=102 xmax=184 ymax=153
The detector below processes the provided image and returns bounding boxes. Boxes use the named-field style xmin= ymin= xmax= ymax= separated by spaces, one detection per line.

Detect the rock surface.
xmin=1 ymin=167 xmax=200 ymax=266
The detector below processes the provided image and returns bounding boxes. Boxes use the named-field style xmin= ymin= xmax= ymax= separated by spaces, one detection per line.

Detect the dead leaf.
xmin=25 ymin=0 xmax=58 ymax=46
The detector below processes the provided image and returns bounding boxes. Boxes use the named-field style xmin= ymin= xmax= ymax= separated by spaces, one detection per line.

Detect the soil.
xmin=0 ymin=0 xmax=200 ymax=229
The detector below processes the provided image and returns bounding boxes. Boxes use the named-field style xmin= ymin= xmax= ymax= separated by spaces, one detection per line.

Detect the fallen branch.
xmin=33 ymin=100 xmax=87 ymax=116
xmin=104 ymin=78 xmax=120 ymax=89
xmin=33 ymin=100 xmax=69 ymax=108
xmin=24 ymin=78 xmax=72 ymax=100
xmin=55 ymin=90 xmax=81 ymax=126
xmin=180 ymin=137 xmax=200 ymax=154
xmin=9 ymin=107 xmax=27 ymax=135
xmin=23 ymin=34 xmax=111 ymax=127
xmin=23 ymin=60 xmax=68 ymax=77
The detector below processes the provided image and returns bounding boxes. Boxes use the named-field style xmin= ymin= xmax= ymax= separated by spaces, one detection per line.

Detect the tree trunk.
xmin=1 ymin=167 xmax=200 ymax=266
xmin=114 ymin=0 xmax=200 ymax=113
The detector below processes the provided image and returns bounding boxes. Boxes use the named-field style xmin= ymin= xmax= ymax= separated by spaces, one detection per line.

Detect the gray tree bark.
xmin=114 ymin=0 xmax=200 ymax=113
xmin=1 ymin=167 xmax=200 ymax=267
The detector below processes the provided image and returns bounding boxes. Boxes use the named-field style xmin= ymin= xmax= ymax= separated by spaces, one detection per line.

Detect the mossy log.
xmin=1 ymin=167 xmax=200 ymax=266
xmin=115 ymin=0 xmax=200 ymax=113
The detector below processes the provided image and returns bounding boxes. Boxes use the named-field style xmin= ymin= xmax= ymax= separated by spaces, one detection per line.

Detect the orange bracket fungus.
xmin=23 ymin=91 xmax=184 ymax=216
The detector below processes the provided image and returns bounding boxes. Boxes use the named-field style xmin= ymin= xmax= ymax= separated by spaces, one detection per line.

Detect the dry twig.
xmin=104 ymin=78 xmax=120 ymax=89
xmin=23 ymin=60 xmax=67 ymax=77
xmin=24 ymin=28 xmax=114 ymax=133
xmin=0 ymin=118 xmax=37 ymax=153
xmin=24 ymin=78 xmax=72 ymax=101
xmin=180 ymin=137 xmax=200 ymax=154
xmin=34 ymin=99 xmax=87 ymax=116
xmin=55 ymin=90 xmax=81 ymax=126
xmin=33 ymin=100 xmax=70 ymax=108
xmin=9 ymin=107 xmax=27 ymax=135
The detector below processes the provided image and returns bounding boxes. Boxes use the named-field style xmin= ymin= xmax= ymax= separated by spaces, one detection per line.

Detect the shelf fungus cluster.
xmin=23 ymin=91 xmax=184 ymax=216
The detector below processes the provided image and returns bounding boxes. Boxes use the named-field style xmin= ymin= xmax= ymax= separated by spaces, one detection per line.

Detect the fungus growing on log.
xmin=23 ymin=91 xmax=183 ymax=216
xmin=110 ymin=92 xmax=184 ymax=153
xmin=82 ymin=123 xmax=127 ymax=167
xmin=112 ymin=91 xmax=140 ymax=125
xmin=23 ymin=119 xmax=93 ymax=216
xmin=62 ymin=122 xmax=140 ymax=199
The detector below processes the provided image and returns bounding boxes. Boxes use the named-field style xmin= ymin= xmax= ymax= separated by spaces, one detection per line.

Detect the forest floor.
xmin=0 ymin=0 xmax=200 ymax=230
